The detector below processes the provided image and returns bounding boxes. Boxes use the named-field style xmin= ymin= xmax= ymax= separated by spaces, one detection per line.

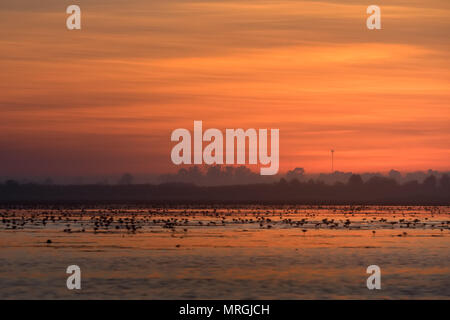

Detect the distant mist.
xmin=1 ymin=165 xmax=449 ymax=187
xmin=157 ymin=166 xmax=449 ymax=187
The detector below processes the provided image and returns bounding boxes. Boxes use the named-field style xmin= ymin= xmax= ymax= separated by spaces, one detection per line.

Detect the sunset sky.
xmin=0 ymin=0 xmax=449 ymax=178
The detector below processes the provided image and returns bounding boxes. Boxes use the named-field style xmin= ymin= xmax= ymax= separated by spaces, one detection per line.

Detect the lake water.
xmin=0 ymin=205 xmax=449 ymax=299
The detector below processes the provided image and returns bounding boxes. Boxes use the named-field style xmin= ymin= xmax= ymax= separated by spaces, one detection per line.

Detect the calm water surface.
xmin=0 ymin=205 xmax=449 ymax=299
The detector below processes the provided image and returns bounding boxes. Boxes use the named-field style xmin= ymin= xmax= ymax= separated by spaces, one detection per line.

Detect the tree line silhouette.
xmin=1 ymin=173 xmax=449 ymax=204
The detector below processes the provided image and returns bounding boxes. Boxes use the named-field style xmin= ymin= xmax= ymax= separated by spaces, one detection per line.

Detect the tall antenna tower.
xmin=331 ymin=149 xmax=334 ymax=173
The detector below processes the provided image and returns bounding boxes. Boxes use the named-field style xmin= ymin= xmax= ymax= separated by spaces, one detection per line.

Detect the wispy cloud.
xmin=0 ymin=0 xmax=449 ymax=176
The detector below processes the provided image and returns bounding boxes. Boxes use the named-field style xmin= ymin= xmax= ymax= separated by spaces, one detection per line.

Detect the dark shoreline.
xmin=0 ymin=181 xmax=449 ymax=206
xmin=0 ymin=200 xmax=450 ymax=207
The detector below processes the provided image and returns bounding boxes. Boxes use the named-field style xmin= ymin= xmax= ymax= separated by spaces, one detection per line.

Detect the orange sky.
xmin=0 ymin=0 xmax=449 ymax=177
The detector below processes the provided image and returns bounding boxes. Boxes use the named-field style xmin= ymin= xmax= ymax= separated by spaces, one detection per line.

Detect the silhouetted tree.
xmin=348 ymin=174 xmax=363 ymax=186
xmin=423 ymin=175 xmax=437 ymax=191
xmin=289 ymin=178 xmax=301 ymax=187
xmin=206 ymin=165 xmax=222 ymax=181
xmin=367 ymin=176 xmax=397 ymax=187
xmin=286 ymin=167 xmax=305 ymax=181
xmin=439 ymin=174 xmax=450 ymax=191
xmin=388 ymin=169 xmax=402 ymax=182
